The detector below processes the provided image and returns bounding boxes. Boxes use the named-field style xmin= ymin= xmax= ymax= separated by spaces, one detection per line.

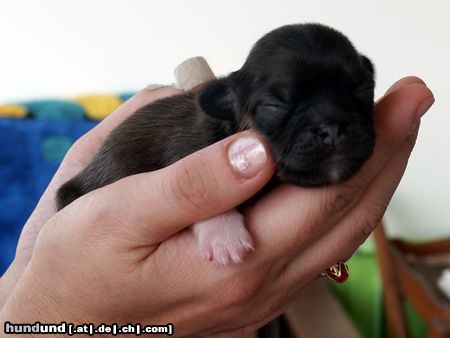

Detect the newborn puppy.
xmin=57 ymin=23 xmax=376 ymax=264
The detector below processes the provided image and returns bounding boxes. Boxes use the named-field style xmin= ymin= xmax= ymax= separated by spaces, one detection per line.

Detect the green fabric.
xmin=23 ymin=100 xmax=86 ymax=120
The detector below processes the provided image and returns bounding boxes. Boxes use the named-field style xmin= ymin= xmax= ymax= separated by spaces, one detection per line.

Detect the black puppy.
xmin=57 ymin=23 xmax=375 ymax=264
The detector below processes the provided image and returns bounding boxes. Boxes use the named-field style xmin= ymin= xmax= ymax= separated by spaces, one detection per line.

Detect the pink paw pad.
xmin=192 ymin=209 xmax=254 ymax=265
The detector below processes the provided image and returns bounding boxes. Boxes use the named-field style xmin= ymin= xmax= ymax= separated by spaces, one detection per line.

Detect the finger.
xmin=247 ymin=83 xmax=433 ymax=259
xmin=383 ymin=76 xmax=426 ymax=97
xmin=355 ymin=83 xmax=432 ymax=185
xmin=283 ymin=122 xmax=420 ymax=285
xmin=68 ymin=131 xmax=276 ymax=245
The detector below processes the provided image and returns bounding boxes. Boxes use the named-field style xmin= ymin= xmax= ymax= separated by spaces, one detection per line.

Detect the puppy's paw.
xmin=192 ymin=209 xmax=254 ymax=265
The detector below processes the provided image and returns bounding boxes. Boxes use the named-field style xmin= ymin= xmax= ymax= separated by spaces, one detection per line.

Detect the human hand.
xmin=0 ymin=86 xmax=183 ymax=309
xmin=1 ymin=77 xmax=434 ymax=338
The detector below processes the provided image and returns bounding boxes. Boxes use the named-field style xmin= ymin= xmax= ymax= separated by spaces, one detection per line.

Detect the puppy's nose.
xmin=318 ymin=124 xmax=345 ymax=146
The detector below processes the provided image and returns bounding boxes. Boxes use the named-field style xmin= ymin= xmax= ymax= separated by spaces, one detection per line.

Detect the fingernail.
xmin=228 ymin=136 xmax=267 ymax=178
xmin=417 ymin=96 xmax=435 ymax=118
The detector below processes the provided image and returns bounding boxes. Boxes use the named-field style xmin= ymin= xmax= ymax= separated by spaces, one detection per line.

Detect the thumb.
xmin=71 ymin=131 xmax=275 ymax=245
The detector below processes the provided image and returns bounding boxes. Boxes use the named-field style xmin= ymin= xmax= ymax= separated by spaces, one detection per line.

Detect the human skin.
xmin=0 ymin=77 xmax=434 ymax=337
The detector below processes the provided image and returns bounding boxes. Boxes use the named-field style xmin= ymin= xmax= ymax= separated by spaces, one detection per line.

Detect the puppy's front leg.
xmin=192 ymin=209 xmax=254 ymax=265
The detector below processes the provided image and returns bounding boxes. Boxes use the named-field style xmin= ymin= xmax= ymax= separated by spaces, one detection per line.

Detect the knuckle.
xmin=351 ymin=201 xmax=385 ymax=240
xmin=406 ymin=128 xmax=419 ymax=150
xmin=330 ymin=191 xmax=353 ymax=214
xmin=168 ymin=155 xmax=217 ymax=213
xmin=324 ymin=185 xmax=359 ymax=216
xmin=356 ymin=214 xmax=378 ymax=240
xmin=39 ymin=213 xmax=68 ymax=250
xmin=79 ymin=190 xmax=123 ymax=228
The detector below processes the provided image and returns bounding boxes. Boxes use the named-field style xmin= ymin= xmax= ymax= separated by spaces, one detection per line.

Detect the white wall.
xmin=0 ymin=0 xmax=448 ymax=238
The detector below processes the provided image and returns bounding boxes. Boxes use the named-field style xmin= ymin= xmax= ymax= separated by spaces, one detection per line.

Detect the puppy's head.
xmin=198 ymin=23 xmax=375 ymax=186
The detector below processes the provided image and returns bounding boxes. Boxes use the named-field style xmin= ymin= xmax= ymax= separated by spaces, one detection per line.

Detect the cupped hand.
xmin=0 ymin=78 xmax=434 ymax=338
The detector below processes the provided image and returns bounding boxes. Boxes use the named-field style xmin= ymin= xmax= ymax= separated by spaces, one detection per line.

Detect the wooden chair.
xmin=256 ymin=280 xmax=361 ymax=338
xmin=374 ymin=224 xmax=450 ymax=338
xmin=283 ymin=280 xmax=361 ymax=338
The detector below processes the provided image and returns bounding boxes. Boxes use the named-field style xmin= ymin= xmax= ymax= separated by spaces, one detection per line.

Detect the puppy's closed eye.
xmin=254 ymin=102 xmax=289 ymax=135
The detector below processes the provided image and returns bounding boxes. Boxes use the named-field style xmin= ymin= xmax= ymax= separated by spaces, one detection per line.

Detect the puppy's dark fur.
xmin=57 ymin=23 xmax=375 ymax=210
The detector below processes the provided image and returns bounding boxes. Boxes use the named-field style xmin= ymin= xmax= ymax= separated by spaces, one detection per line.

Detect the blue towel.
xmin=0 ymin=118 xmax=97 ymax=274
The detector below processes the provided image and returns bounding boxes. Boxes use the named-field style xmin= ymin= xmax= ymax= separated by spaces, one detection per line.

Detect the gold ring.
xmin=320 ymin=261 xmax=349 ymax=283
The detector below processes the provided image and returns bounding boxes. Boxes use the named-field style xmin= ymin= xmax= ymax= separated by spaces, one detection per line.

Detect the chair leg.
xmin=373 ymin=225 xmax=410 ymax=338
xmin=427 ymin=318 xmax=450 ymax=338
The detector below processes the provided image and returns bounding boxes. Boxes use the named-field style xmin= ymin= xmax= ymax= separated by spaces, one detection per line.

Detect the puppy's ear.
xmin=360 ymin=55 xmax=375 ymax=75
xmin=197 ymin=78 xmax=237 ymax=121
